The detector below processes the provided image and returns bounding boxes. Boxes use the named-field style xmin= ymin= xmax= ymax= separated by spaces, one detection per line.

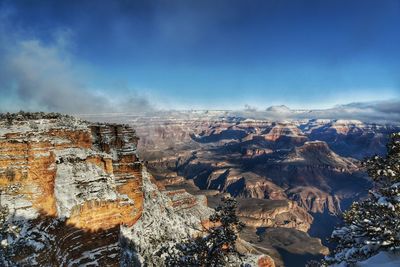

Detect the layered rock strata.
xmin=0 ymin=114 xmax=143 ymax=230
xmin=236 ymin=198 xmax=313 ymax=232
xmin=0 ymin=113 xmax=144 ymax=265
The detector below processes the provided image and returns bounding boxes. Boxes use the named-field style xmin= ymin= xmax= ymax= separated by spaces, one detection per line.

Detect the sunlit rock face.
xmin=0 ymin=113 xmax=144 ymax=265
xmin=235 ymin=198 xmax=313 ymax=232
xmin=0 ymin=114 xmax=143 ymax=230
xmin=120 ymin=169 xmax=276 ymax=267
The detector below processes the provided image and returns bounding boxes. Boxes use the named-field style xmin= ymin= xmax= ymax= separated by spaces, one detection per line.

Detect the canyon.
xmin=84 ymin=110 xmax=399 ymax=266
xmin=0 ymin=112 xmax=274 ymax=267
xmin=1 ymin=111 xmax=399 ymax=266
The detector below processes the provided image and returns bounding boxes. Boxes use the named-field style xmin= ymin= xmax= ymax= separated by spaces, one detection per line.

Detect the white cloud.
xmin=240 ymin=100 xmax=400 ymax=123
xmin=0 ymin=18 xmax=154 ymax=114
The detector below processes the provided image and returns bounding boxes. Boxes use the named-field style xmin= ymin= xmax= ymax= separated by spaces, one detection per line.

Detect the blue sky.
xmin=0 ymin=0 xmax=399 ymax=112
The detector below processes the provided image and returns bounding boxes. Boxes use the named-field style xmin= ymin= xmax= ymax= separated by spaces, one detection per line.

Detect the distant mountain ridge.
xmin=79 ymin=99 xmax=400 ymax=125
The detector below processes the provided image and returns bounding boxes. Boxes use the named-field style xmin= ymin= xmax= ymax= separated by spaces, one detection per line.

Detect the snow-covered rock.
xmin=121 ymin=168 xmax=213 ymax=266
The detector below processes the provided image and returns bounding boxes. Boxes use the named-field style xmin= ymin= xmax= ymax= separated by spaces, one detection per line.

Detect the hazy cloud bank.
xmin=233 ymin=100 xmax=400 ymax=123
xmin=320 ymin=100 xmax=400 ymax=123
xmin=0 ymin=28 xmax=397 ymax=124
xmin=0 ymin=14 xmax=154 ymax=115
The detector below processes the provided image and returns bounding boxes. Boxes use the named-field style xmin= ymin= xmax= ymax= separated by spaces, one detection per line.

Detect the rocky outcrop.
xmin=287 ymin=186 xmax=342 ymax=214
xmin=243 ymin=148 xmax=274 ymax=157
xmin=257 ymin=255 xmax=276 ymax=267
xmin=240 ymin=226 xmax=328 ymax=267
xmin=235 ymin=198 xmax=313 ymax=232
xmin=0 ymin=113 xmax=144 ymax=265
xmin=229 ymin=172 xmax=287 ymax=200
xmin=120 ymin=169 xmax=213 ymax=266
xmin=0 ymin=114 xmax=143 ymax=231
xmin=254 ymin=227 xmax=329 ymax=266
xmin=287 ymin=141 xmax=358 ymax=170
xmin=263 ymin=123 xmax=306 ymax=142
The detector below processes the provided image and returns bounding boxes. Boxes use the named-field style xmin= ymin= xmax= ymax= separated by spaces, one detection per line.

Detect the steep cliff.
xmin=0 ymin=113 xmax=144 ymax=265
xmin=0 ymin=113 xmax=143 ymax=229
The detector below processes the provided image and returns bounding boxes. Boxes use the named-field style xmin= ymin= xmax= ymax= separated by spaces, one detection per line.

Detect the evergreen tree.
xmin=0 ymin=192 xmax=12 ymax=265
xmin=325 ymin=132 xmax=400 ymax=265
xmin=162 ymin=196 xmax=245 ymax=267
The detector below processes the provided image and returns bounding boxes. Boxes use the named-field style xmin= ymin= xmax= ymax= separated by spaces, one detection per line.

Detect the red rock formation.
xmin=263 ymin=123 xmax=306 ymax=142
xmin=0 ymin=128 xmax=93 ymax=217
xmin=236 ymin=198 xmax=313 ymax=232
xmin=0 ymin=115 xmax=144 ymax=265
xmin=0 ymin=119 xmax=143 ymax=230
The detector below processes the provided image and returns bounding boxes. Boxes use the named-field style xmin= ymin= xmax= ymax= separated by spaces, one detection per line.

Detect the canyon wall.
xmin=0 ymin=114 xmax=143 ymax=230
xmin=0 ymin=114 xmax=145 ymax=265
